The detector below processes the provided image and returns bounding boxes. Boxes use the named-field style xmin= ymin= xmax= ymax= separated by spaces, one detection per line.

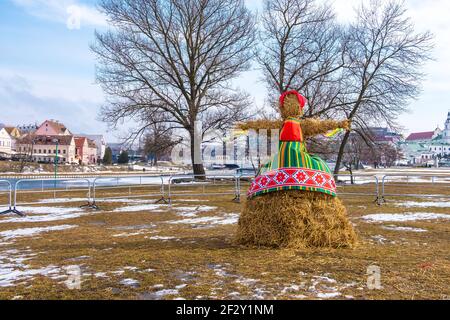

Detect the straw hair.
xmin=236 ymin=191 xmax=357 ymax=249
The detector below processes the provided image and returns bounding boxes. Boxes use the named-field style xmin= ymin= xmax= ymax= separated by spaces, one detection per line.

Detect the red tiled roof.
xmin=18 ymin=134 xmax=74 ymax=146
xmin=406 ymin=131 xmax=434 ymax=141
xmin=74 ymin=137 xmax=87 ymax=149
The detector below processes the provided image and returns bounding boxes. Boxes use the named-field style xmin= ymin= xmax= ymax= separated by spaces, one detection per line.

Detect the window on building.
xmin=43 ymin=149 xmax=46 ymax=154
xmin=63 ymin=150 xmax=66 ymax=154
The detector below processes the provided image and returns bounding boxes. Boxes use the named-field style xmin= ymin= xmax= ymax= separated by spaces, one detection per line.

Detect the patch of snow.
xmin=154 ymin=289 xmax=179 ymax=296
xmin=96 ymin=198 xmax=160 ymax=204
xmin=0 ymin=210 xmax=91 ymax=224
xmin=371 ymin=235 xmax=388 ymax=244
xmin=148 ymin=236 xmax=176 ymax=241
xmin=362 ymin=212 xmax=450 ymax=222
xmin=235 ymin=277 xmax=259 ymax=286
xmin=173 ymin=205 xmax=217 ymax=212
xmin=382 ymin=225 xmax=427 ymax=232
xmin=2 ymin=206 xmax=82 ymax=215
xmin=317 ymin=292 xmax=341 ymax=299
xmin=0 ymin=225 xmax=77 ymax=241
xmin=120 ymin=278 xmax=140 ymax=287
xmin=113 ymin=204 xmax=166 ymax=213
xmin=175 ymin=284 xmax=187 ymax=289
xmin=94 ymin=272 xmax=108 ymax=278
xmin=168 ymin=213 xmax=239 ymax=227
xmin=281 ymin=284 xmax=306 ymax=294
xmin=393 ymin=201 xmax=450 ymax=208
xmin=0 ymin=249 xmax=65 ymax=287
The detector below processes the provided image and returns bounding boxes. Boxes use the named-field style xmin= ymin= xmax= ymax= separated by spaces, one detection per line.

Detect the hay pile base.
xmin=236 ymin=191 xmax=357 ymax=249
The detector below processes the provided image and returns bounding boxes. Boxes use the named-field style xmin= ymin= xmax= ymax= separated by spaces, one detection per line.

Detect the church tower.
xmin=444 ymin=111 xmax=450 ymax=143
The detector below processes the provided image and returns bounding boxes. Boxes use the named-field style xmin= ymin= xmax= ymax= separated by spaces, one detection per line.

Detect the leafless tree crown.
xmin=92 ymin=0 xmax=257 ymax=173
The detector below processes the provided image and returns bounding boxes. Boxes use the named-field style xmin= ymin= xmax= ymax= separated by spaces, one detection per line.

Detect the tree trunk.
xmin=334 ymin=130 xmax=351 ymax=177
xmin=190 ymin=131 xmax=205 ymax=177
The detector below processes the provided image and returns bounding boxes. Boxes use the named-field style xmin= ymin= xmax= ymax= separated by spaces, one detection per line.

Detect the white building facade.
xmin=0 ymin=128 xmax=12 ymax=157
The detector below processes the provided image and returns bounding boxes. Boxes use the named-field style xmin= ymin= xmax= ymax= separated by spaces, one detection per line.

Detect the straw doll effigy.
xmin=236 ymin=90 xmax=357 ymax=248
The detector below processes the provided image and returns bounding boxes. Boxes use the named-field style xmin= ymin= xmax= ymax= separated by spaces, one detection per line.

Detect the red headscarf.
xmin=279 ymin=90 xmax=307 ymax=109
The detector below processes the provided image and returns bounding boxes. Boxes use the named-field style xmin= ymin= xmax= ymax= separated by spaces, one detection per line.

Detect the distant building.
xmin=0 ymin=128 xmax=13 ymax=157
xmin=74 ymin=137 xmax=99 ymax=165
xmin=35 ymin=120 xmax=72 ymax=136
xmin=3 ymin=127 xmax=22 ymax=153
xmin=400 ymin=112 xmax=450 ymax=166
xmin=405 ymin=128 xmax=441 ymax=143
xmin=87 ymin=139 xmax=98 ymax=164
xmin=77 ymin=134 xmax=106 ymax=162
xmin=369 ymin=127 xmax=403 ymax=143
xmin=74 ymin=137 xmax=90 ymax=165
xmin=442 ymin=111 xmax=450 ymax=144
xmin=16 ymin=135 xmax=77 ymax=164
xmin=2 ymin=126 xmax=22 ymax=139
xmin=17 ymin=123 xmax=38 ymax=134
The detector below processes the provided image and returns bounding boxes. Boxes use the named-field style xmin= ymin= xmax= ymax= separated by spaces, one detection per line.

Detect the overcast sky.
xmin=0 ymin=0 xmax=449 ymax=143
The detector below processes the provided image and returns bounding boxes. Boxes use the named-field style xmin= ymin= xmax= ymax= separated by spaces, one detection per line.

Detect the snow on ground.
xmin=0 ymin=249 xmax=65 ymax=287
xmin=96 ymin=198 xmax=161 ymax=204
xmin=120 ymin=278 xmax=140 ymax=288
xmin=113 ymin=204 xmax=167 ymax=213
xmin=1 ymin=206 xmax=82 ymax=216
xmin=173 ymin=205 xmax=217 ymax=212
xmin=381 ymin=225 xmax=427 ymax=232
xmin=361 ymin=212 xmax=450 ymax=223
xmin=0 ymin=207 xmax=91 ymax=223
xmin=210 ymin=264 xmax=354 ymax=300
xmin=148 ymin=236 xmax=177 ymax=241
xmin=172 ymin=205 xmax=218 ymax=218
xmin=393 ymin=201 xmax=450 ymax=208
xmin=0 ymin=225 xmax=77 ymax=241
xmin=168 ymin=213 xmax=239 ymax=227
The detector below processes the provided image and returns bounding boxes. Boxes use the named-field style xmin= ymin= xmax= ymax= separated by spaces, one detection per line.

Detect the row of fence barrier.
xmin=0 ymin=172 xmax=449 ymax=216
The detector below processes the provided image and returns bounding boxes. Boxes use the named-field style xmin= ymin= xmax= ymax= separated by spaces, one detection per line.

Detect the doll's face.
xmin=280 ymin=94 xmax=304 ymax=119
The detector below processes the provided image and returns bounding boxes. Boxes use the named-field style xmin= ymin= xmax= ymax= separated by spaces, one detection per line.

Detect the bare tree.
xmin=92 ymin=0 xmax=256 ymax=175
xmin=143 ymin=122 xmax=181 ymax=165
xmin=333 ymin=0 xmax=433 ymax=174
xmin=259 ymin=0 xmax=346 ymax=116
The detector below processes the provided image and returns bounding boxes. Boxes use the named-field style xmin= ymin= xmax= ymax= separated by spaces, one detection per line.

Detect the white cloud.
xmin=11 ymin=0 xmax=107 ymax=28
xmin=0 ymin=73 xmax=111 ymax=139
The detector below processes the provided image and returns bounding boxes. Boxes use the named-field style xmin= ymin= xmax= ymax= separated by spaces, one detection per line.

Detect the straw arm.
xmin=301 ymin=118 xmax=351 ymax=138
xmin=236 ymin=119 xmax=284 ymax=131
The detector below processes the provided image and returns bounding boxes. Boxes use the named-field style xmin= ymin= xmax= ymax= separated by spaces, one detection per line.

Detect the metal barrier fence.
xmin=13 ymin=178 xmax=92 ymax=215
xmin=167 ymin=174 xmax=240 ymax=204
xmin=381 ymin=174 xmax=450 ymax=203
xmin=0 ymin=172 xmax=448 ymax=216
xmin=334 ymin=174 xmax=380 ymax=204
xmin=90 ymin=175 xmax=167 ymax=209
xmin=0 ymin=179 xmax=21 ymax=215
